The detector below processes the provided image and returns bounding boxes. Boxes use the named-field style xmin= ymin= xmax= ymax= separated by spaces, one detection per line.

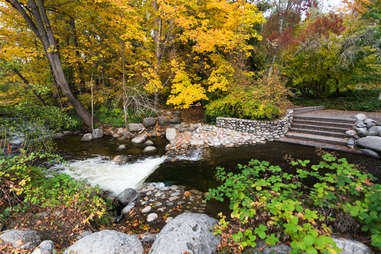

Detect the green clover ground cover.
xmin=207 ymin=153 xmax=381 ymax=253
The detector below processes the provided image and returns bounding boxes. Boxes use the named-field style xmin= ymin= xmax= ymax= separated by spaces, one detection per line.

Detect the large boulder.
xmin=128 ymin=123 xmax=144 ymax=132
xmin=364 ymin=119 xmax=376 ymax=128
xmin=354 ymin=127 xmax=368 ymax=137
xmin=92 ymin=129 xmax=104 ymax=139
xmin=131 ymin=134 xmax=148 ymax=144
xmin=81 ymin=133 xmax=93 ymax=142
xmin=333 ymin=238 xmax=372 ymax=254
xmin=149 ymin=213 xmax=220 ymax=254
xmin=31 ymin=240 xmax=54 ymax=254
xmin=356 ymin=136 xmax=381 ymax=152
xmin=0 ymin=229 xmax=41 ymax=249
xmin=63 ymin=230 xmax=143 ymax=254
xmin=116 ymin=188 xmax=139 ymax=207
xmin=158 ymin=116 xmax=170 ymax=126
xmin=165 ymin=128 xmax=177 ymax=143
xmin=143 ymin=118 xmax=156 ymax=128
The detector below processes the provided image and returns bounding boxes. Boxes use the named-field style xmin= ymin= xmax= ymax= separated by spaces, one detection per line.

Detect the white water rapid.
xmin=52 ymin=156 xmax=167 ymax=195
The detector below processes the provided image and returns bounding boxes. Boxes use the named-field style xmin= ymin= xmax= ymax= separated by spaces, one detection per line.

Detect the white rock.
xmin=142 ymin=206 xmax=152 ymax=213
xmin=143 ymin=146 xmax=157 ymax=153
xmin=81 ymin=133 xmax=93 ymax=142
xmin=147 ymin=213 xmax=158 ymax=222
xmin=31 ymin=240 xmax=54 ymax=254
xmin=165 ymin=128 xmax=177 ymax=143
xmin=131 ymin=134 xmax=147 ymax=144
xmin=92 ymin=128 xmax=104 ymax=139
xmin=355 ymin=114 xmax=367 ymax=122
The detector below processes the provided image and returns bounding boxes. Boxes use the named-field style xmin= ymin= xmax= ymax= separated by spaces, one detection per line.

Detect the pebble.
xmin=141 ymin=206 xmax=152 ymax=213
xmin=147 ymin=213 xmax=158 ymax=222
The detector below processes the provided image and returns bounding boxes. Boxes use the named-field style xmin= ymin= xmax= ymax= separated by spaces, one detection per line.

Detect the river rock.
xmin=345 ymin=130 xmax=357 ymax=137
xmin=122 ymin=202 xmax=136 ymax=215
xmin=347 ymin=138 xmax=355 ymax=146
xmin=143 ymin=118 xmax=156 ymax=128
xmin=243 ymin=241 xmax=291 ymax=254
xmin=31 ymin=240 xmax=54 ymax=254
xmin=364 ymin=119 xmax=376 ymax=128
xmin=142 ymin=206 xmax=152 ymax=213
xmin=144 ymin=140 xmax=154 ymax=146
xmin=141 ymin=233 xmax=157 ymax=243
xmin=116 ymin=188 xmax=139 ymax=206
xmin=368 ymin=126 xmax=381 ymax=136
xmin=81 ymin=133 xmax=93 ymax=142
xmin=63 ymin=230 xmax=143 ymax=254
xmin=131 ymin=134 xmax=147 ymax=144
xmin=354 ymin=127 xmax=368 ymax=137
xmin=117 ymin=144 xmax=127 ymax=151
xmin=147 ymin=213 xmax=158 ymax=222
xmin=149 ymin=213 xmax=220 ymax=254
xmin=53 ymin=132 xmax=64 ymax=139
xmin=169 ymin=116 xmax=181 ymax=124
xmin=128 ymin=123 xmax=144 ymax=132
xmin=360 ymin=149 xmax=380 ymax=159
xmin=92 ymin=129 xmax=104 ymax=139
xmin=143 ymin=146 xmax=157 ymax=153
xmin=158 ymin=116 xmax=170 ymax=126
xmin=355 ymin=114 xmax=367 ymax=122
xmin=0 ymin=229 xmax=41 ymax=249
xmin=63 ymin=130 xmax=73 ymax=135
xmin=112 ymin=155 xmax=129 ymax=164
xmin=333 ymin=237 xmax=372 ymax=254
xmin=356 ymin=136 xmax=381 ymax=152
xmin=165 ymin=128 xmax=176 ymax=143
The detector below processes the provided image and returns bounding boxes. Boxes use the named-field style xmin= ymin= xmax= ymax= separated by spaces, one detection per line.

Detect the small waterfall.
xmin=52 ymin=156 xmax=167 ymax=195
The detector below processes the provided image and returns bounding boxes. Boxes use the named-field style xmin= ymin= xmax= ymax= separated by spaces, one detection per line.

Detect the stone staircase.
xmin=279 ymin=115 xmax=356 ymax=152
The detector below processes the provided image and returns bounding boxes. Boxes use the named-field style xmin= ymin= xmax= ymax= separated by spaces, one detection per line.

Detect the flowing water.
xmin=54 ymin=135 xmax=381 ymax=196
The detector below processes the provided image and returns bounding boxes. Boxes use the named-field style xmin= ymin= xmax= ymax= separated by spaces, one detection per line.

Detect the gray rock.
xmin=355 ymin=121 xmax=366 ymax=128
xmin=122 ymin=202 xmax=136 ymax=215
xmin=144 ymin=140 xmax=154 ymax=146
xmin=116 ymin=188 xmax=139 ymax=206
xmin=77 ymin=231 xmax=93 ymax=240
xmin=31 ymin=240 xmax=54 ymax=254
xmin=357 ymin=136 xmax=381 ymax=152
xmin=92 ymin=128 xmax=104 ymax=139
xmin=142 ymin=206 xmax=152 ymax=213
xmin=364 ymin=119 xmax=376 ymax=128
xmin=147 ymin=213 xmax=158 ymax=222
xmin=53 ymin=132 xmax=64 ymax=139
xmin=360 ymin=149 xmax=380 ymax=159
xmin=243 ymin=241 xmax=291 ymax=254
xmin=143 ymin=118 xmax=156 ymax=128
xmin=128 ymin=123 xmax=144 ymax=132
xmin=117 ymin=144 xmax=127 ymax=151
xmin=190 ymin=139 xmax=204 ymax=146
xmin=158 ymin=117 xmax=170 ymax=126
xmin=131 ymin=134 xmax=148 ymax=144
xmin=149 ymin=213 xmax=220 ymax=254
xmin=64 ymin=230 xmax=143 ymax=254
xmin=0 ymin=229 xmax=40 ymax=249
xmin=143 ymin=146 xmax=157 ymax=153
xmin=165 ymin=128 xmax=177 ymax=143
xmin=355 ymin=114 xmax=367 ymax=122
xmin=347 ymin=138 xmax=355 ymax=146
xmin=354 ymin=127 xmax=368 ymax=137
xmin=81 ymin=133 xmax=93 ymax=142
xmin=345 ymin=130 xmax=357 ymax=137
xmin=368 ymin=126 xmax=381 ymax=136
xmin=169 ymin=116 xmax=181 ymax=124
xmin=63 ymin=130 xmax=73 ymax=135
xmin=112 ymin=155 xmax=130 ymax=164
xmin=333 ymin=237 xmax=372 ymax=254
xmin=141 ymin=233 xmax=157 ymax=243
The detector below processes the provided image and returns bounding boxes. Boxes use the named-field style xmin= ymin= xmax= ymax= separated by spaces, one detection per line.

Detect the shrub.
xmin=207 ymin=154 xmax=380 ymax=253
xmin=0 ymin=151 xmax=110 ymax=227
xmin=96 ymin=105 xmax=156 ymax=127
xmin=206 ymin=71 xmax=289 ymax=120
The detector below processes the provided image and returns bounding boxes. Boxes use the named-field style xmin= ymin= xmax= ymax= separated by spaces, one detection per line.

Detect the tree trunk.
xmin=6 ymin=0 xmax=93 ymax=128
xmin=153 ymin=0 xmax=161 ymax=109
xmin=379 ymin=90 xmax=381 ymax=100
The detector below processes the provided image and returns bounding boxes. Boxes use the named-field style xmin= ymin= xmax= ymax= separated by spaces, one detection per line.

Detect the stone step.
xmin=277 ymin=137 xmax=359 ymax=154
xmin=290 ymin=128 xmax=347 ymax=138
xmin=291 ymin=123 xmax=349 ymax=133
xmin=286 ymin=132 xmax=348 ymax=146
xmin=292 ymin=106 xmax=325 ymax=114
xmin=293 ymin=116 xmax=354 ymax=124
xmin=292 ymin=119 xmax=353 ymax=129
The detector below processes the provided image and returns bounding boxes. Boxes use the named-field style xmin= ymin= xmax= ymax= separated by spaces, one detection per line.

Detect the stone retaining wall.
xmin=216 ymin=110 xmax=294 ymax=139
